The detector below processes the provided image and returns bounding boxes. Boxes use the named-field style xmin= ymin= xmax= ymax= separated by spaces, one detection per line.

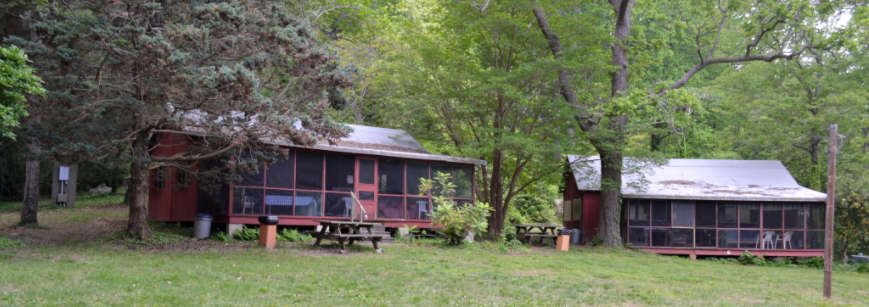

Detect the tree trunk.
xmin=486 ymin=148 xmax=505 ymax=240
xmin=127 ymin=134 xmax=151 ymax=240
xmin=19 ymin=141 xmax=40 ymax=226
xmin=595 ymin=144 xmax=624 ymax=247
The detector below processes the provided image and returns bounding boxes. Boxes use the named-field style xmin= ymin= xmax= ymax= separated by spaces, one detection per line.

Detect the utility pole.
xmin=824 ymin=124 xmax=837 ymax=299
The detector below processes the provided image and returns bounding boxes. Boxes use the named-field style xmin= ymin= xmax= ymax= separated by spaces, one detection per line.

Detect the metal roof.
xmin=566 ymin=155 xmax=826 ymax=202
xmin=174 ymin=109 xmax=484 ymax=165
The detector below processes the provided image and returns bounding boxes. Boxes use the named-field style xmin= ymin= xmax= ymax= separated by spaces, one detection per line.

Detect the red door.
xmin=355 ymin=158 xmax=377 ymax=219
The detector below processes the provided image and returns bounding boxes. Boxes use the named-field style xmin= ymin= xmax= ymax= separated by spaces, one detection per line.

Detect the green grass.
xmin=0 ymin=190 xmax=125 ymax=213
xmin=1 ymin=205 xmax=867 ymax=306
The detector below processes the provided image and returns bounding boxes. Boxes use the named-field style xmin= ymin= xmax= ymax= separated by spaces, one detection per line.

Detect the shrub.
xmin=430 ymin=201 xmax=492 ymax=246
xmin=802 ymin=256 xmax=824 ymax=269
xmin=277 ymin=229 xmax=312 ymax=243
xmin=857 ymin=263 xmax=869 ymax=274
xmin=0 ymin=236 xmax=24 ymax=249
xmin=233 ymin=227 xmax=259 ymax=241
xmin=214 ymin=231 xmax=233 ymax=242
xmin=420 ymin=171 xmax=492 ymax=246
xmin=737 ymin=251 xmax=766 ymax=265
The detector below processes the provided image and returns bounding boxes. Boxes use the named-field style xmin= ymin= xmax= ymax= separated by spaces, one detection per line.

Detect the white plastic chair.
xmin=781 ymin=231 xmax=793 ymax=249
xmin=417 ymin=199 xmax=428 ymax=219
xmin=762 ymin=231 xmax=776 ymax=249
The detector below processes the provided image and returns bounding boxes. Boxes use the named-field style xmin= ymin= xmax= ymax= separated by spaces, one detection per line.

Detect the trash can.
xmin=194 ymin=213 xmax=212 ymax=239
xmin=556 ymin=229 xmax=571 ymax=251
xmin=258 ymin=215 xmax=279 ymax=249
xmin=568 ymin=229 xmax=582 ymax=245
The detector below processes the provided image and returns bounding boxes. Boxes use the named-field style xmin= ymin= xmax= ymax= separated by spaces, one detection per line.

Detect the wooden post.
xmin=824 ymin=124 xmax=837 ymax=299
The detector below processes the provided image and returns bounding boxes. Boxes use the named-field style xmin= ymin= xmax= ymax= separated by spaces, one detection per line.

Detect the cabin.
xmin=563 ymin=155 xmax=828 ymax=257
xmin=148 ymin=124 xmax=484 ymax=231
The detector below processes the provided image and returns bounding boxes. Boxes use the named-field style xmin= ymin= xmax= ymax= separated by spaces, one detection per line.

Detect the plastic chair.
xmin=762 ymin=231 xmax=776 ymax=249
xmin=782 ymin=231 xmax=793 ymax=249
xmin=417 ymin=200 xmax=428 ymax=219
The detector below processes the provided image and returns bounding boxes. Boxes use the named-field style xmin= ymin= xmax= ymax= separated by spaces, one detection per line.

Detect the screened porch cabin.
xmin=563 ymin=155 xmax=828 ymax=257
xmin=148 ymin=124 xmax=484 ymax=229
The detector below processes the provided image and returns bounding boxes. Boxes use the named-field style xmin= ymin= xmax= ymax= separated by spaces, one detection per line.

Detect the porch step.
xmin=370 ymin=224 xmax=394 ymax=242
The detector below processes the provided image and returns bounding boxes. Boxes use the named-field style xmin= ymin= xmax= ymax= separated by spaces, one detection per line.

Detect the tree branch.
xmin=531 ymin=6 xmax=596 ymax=131
xmin=663 ymin=51 xmax=803 ymax=92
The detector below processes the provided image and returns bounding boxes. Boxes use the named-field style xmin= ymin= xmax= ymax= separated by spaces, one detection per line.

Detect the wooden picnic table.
xmin=515 ymin=224 xmax=560 ymax=245
xmin=313 ymin=220 xmax=383 ymax=253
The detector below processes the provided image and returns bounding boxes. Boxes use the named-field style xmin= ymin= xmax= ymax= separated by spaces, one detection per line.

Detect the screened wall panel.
xmin=406 ymin=162 xmax=429 ymax=195
xmin=378 ymin=196 xmax=403 ymax=219
xmin=695 ymin=201 xmax=716 ymax=227
xmin=783 ymin=204 xmax=804 ymax=228
xmin=378 ymin=159 xmax=403 ymax=194
xmin=625 ymin=199 xmax=824 ymax=250
xmin=763 ymin=204 xmax=783 ymax=228
xmin=740 ymin=203 xmax=760 ymax=228
xmin=265 ymin=190 xmax=293 ymax=215
xmin=239 ymin=164 xmax=264 ymax=186
xmin=407 ymin=198 xmax=430 ymax=220
xmin=296 ymin=151 xmax=324 ymax=190
xmin=718 ymin=203 xmax=738 ymax=228
xmin=232 ymin=187 xmax=263 ymax=215
xmin=324 ymin=193 xmax=352 ymax=217
xmin=651 ymin=200 xmax=670 ymax=226
xmin=672 ymin=201 xmax=694 ymax=227
xmin=325 ymin=154 xmax=355 ymax=192
xmin=266 ymin=154 xmax=294 ymax=189
xmin=628 ymin=199 xmax=649 ymax=225
xmin=454 ymin=166 xmax=473 ymax=198
xmin=294 ymin=191 xmax=322 ymax=216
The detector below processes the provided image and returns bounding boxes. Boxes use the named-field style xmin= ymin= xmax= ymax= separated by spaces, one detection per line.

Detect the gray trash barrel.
xmin=568 ymin=229 xmax=582 ymax=245
xmin=194 ymin=213 xmax=212 ymax=239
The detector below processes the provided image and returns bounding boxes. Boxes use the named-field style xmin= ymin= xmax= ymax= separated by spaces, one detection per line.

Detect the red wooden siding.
xmin=148 ymin=133 xmax=198 ymax=222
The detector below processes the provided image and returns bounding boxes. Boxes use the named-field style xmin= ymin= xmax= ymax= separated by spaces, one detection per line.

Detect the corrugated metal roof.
xmin=567 ymin=155 xmax=826 ymax=202
xmin=173 ymin=109 xmax=483 ymax=164
xmin=339 ymin=124 xmax=428 ymax=153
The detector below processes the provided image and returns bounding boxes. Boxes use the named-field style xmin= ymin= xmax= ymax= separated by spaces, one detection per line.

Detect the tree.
xmin=359 ymin=1 xmax=579 ymax=239
xmin=532 ymin=0 xmax=841 ymax=246
xmin=3 ymin=0 xmax=106 ymax=226
xmin=65 ymin=0 xmax=350 ymax=239
xmin=0 ymin=45 xmax=43 ymax=140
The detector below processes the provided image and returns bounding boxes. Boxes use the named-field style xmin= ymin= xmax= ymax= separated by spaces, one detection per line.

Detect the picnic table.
xmin=515 ymin=224 xmax=560 ymax=245
xmin=313 ymin=220 xmax=383 ymax=253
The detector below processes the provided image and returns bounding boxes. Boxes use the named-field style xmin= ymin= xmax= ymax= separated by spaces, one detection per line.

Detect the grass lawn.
xmin=1 ymin=205 xmax=867 ymax=306
xmin=0 ymin=191 xmax=125 ymax=213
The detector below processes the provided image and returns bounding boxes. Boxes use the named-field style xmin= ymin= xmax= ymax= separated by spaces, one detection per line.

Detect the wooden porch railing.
xmin=349 ymin=192 xmax=368 ymax=222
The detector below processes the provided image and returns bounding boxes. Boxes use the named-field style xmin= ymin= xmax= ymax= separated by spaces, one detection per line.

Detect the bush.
xmin=802 ymin=256 xmax=824 ymax=269
xmin=277 ymin=229 xmax=312 ymax=243
xmin=857 ymin=263 xmax=869 ymax=274
xmin=420 ymin=171 xmax=492 ymax=246
xmin=737 ymin=251 xmax=766 ymax=265
xmin=214 ymin=231 xmax=233 ymax=242
xmin=431 ymin=201 xmax=492 ymax=246
xmin=0 ymin=236 xmax=24 ymax=249
xmin=233 ymin=227 xmax=259 ymax=241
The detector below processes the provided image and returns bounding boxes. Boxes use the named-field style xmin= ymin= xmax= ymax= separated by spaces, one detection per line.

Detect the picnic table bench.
xmin=515 ymin=224 xmax=560 ymax=245
xmin=313 ymin=220 xmax=383 ymax=253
